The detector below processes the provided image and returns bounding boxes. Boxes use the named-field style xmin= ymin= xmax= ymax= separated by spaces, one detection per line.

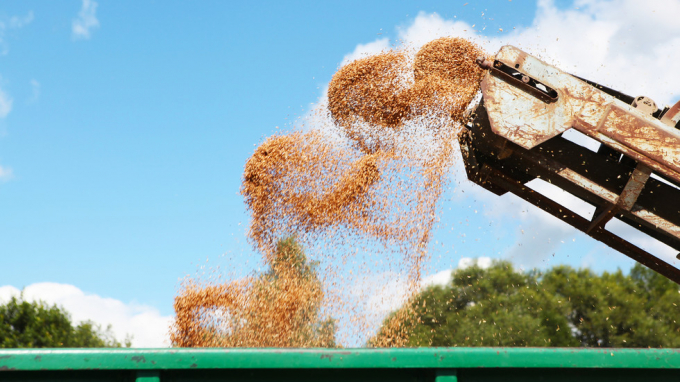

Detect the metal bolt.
xmin=475 ymin=56 xmax=493 ymax=70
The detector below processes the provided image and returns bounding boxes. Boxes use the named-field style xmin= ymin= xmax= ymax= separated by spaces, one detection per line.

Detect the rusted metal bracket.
xmin=476 ymin=57 xmax=558 ymax=104
xmin=586 ymin=204 xmax=618 ymax=234
xmin=479 ymin=165 xmax=680 ymax=284
xmin=617 ymin=163 xmax=652 ymax=210
xmin=460 ymin=95 xmax=680 ymax=284
xmin=660 ymin=99 xmax=680 ymax=127
xmin=586 ymin=163 xmax=652 ymax=233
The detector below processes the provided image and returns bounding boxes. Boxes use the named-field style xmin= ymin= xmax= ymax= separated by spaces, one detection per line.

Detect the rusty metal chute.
xmin=460 ymin=45 xmax=680 ymax=283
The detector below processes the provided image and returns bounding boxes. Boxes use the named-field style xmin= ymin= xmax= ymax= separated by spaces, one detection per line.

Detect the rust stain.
xmin=513 ymin=51 xmax=528 ymax=69
xmin=661 ymin=99 xmax=680 ymax=126
xmin=617 ymin=164 xmax=651 ymax=211
xmin=562 ymin=85 xmax=599 ymax=104
xmin=600 ymin=107 xmax=680 ymax=176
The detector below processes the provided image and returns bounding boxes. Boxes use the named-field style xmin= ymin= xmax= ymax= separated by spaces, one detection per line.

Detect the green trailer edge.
xmin=1 ymin=347 xmax=680 ymax=369
xmin=1 ymin=348 xmax=679 ymax=381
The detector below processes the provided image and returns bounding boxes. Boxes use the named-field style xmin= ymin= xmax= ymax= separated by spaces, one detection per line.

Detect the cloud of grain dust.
xmin=172 ymin=37 xmax=488 ymax=347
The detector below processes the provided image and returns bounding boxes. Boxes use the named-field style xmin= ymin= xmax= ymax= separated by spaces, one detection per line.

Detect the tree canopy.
xmin=0 ymin=296 xmax=130 ymax=348
xmin=171 ymin=236 xmax=336 ymax=347
xmin=373 ymin=261 xmax=680 ymax=347
xmin=249 ymin=236 xmax=336 ymax=347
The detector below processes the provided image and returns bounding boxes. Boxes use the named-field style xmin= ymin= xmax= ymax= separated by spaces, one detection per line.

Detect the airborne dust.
xmin=171 ymin=37 xmax=487 ymax=347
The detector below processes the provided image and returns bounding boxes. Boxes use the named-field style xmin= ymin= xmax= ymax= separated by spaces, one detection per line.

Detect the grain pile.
xmin=172 ymin=37 xmax=487 ymax=347
xmin=172 ymin=238 xmax=335 ymax=347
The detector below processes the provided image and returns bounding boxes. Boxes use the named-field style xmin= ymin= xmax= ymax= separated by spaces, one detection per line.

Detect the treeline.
xmin=374 ymin=261 xmax=680 ymax=347
xmin=3 ymin=253 xmax=679 ymax=349
xmin=0 ymin=296 xmax=130 ymax=348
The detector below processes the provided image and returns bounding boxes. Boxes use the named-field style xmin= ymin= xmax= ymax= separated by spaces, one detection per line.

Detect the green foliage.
xmin=255 ymin=236 xmax=337 ymax=348
xmin=267 ymin=236 xmax=317 ymax=281
xmin=0 ymin=296 xmax=131 ymax=348
xmin=380 ymin=261 xmax=680 ymax=348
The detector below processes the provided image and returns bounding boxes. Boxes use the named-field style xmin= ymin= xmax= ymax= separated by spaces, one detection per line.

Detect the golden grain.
xmin=172 ymin=37 xmax=487 ymax=348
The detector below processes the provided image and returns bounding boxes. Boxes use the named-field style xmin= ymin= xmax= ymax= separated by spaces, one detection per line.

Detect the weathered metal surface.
xmin=484 ymin=59 xmax=558 ymax=104
xmin=586 ymin=163 xmax=651 ymax=234
xmin=1 ymin=348 xmax=680 ymax=371
xmin=481 ymin=46 xmax=605 ymax=149
xmin=575 ymin=126 xmax=680 ymax=183
xmin=630 ymin=207 xmax=680 ymax=242
xmin=631 ymin=96 xmax=657 ymax=115
xmin=590 ymin=105 xmax=680 ymax=176
xmin=617 ymin=164 xmax=652 ymax=211
xmin=460 ymin=107 xmax=680 ymax=283
xmin=661 ymin=99 xmax=680 ymax=127
xmin=481 ymin=45 xmax=680 ymax=185
xmin=467 ymin=45 xmax=680 ymax=284
xmin=489 ymin=140 xmax=680 ymax=243
xmin=479 ymin=165 xmax=680 ymax=284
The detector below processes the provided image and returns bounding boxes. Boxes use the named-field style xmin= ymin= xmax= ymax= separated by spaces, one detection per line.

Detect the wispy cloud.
xmin=0 ymin=11 xmax=32 ymax=122
xmin=0 ymin=86 xmax=13 ymax=118
xmin=29 ymin=79 xmax=40 ymax=102
xmin=72 ymin=0 xmax=100 ymax=40
xmin=8 ymin=11 xmax=34 ymax=29
xmin=0 ymin=165 xmax=13 ymax=182
xmin=0 ymin=10 xmax=34 ymax=55
xmin=0 ymin=282 xmax=172 ymax=347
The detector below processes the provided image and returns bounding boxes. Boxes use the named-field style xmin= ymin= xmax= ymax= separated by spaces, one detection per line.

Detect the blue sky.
xmin=1 ymin=0 xmax=679 ymax=346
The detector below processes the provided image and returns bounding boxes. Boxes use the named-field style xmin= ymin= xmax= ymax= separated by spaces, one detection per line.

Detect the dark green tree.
xmin=251 ymin=236 xmax=337 ymax=348
xmin=542 ymin=263 xmax=680 ymax=347
xmin=172 ymin=236 xmax=336 ymax=348
xmin=374 ymin=261 xmax=680 ymax=348
xmin=0 ymin=296 xmax=130 ymax=348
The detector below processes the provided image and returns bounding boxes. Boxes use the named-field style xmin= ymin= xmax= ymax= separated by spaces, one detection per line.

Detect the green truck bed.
xmin=1 ymin=348 xmax=679 ymax=381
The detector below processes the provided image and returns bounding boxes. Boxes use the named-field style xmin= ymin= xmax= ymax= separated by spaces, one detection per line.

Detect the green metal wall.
xmin=1 ymin=348 xmax=679 ymax=381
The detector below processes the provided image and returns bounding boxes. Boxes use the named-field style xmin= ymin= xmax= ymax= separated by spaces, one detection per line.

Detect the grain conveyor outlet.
xmin=460 ymin=45 xmax=680 ymax=283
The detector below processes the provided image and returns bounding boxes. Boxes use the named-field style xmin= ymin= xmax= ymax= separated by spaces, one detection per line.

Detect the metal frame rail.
xmin=459 ymin=100 xmax=680 ymax=284
xmin=1 ymin=348 xmax=680 ymax=382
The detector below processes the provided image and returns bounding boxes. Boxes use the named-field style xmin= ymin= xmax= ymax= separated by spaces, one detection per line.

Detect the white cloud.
xmin=392 ymin=1 xmax=680 ymax=105
xmin=421 ymin=269 xmax=452 ymax=288
xmin=355 ymin=257 xmax=492 ymax=325
xmin=396 ymin=11 xmax=480 ymax=48
xmin=458 ymin=256 xmax=492 ymax=270
xmin=8 ymin=11 xmax=34 ymax=29
xmin=391 ymin=1 xmax=680 ymax=266
xmin=0 ymin=165 xmax=13 ymax=181
xmin=72 ymin=0 xmax=100 ymax=40
xmin=420 ymin=257 xmax=492 ymax=289
xmin=0 ymin=283 xmax=172 ymax=347
xmin=340 ymin=38 xmax=391 ymax=67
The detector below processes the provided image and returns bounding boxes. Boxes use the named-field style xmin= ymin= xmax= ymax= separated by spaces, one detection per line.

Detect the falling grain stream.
xmin=172 ymin=38 xmax=487 ymax=348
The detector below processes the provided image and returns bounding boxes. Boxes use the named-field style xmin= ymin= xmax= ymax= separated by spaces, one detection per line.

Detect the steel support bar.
xmin=482 ymin=165 xmax=680 ymax=284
